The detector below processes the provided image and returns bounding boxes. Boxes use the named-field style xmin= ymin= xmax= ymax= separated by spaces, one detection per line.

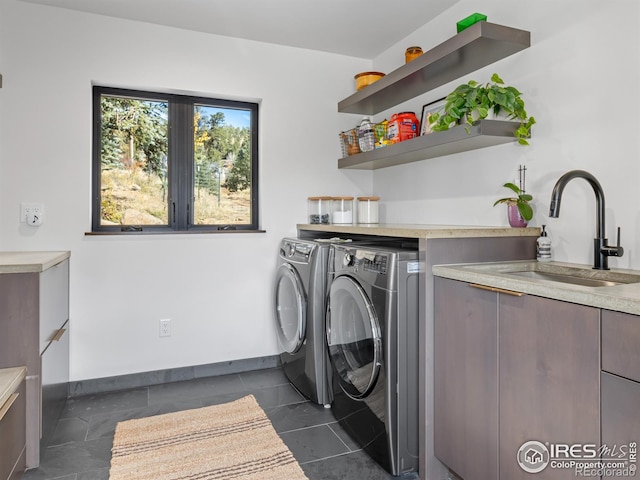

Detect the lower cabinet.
xmin=601 ymin=309 xmax=640 ymax=479
xmin=601 ymin=372 xmax=640 ymax=477
xmin=499 ymin=291 xmax=600 ymax=479
xmin=41 ymin=320 xmax=70 ymax=446
xmin=434 ymin=277 xmax=600 ymax=480
xmin=434 ymin=277 xmax=498 ymax=480
xmin=0 ymin=258 xmax=70 ymax=468
xmin=0 ymin=378 xmax=26 ymax=480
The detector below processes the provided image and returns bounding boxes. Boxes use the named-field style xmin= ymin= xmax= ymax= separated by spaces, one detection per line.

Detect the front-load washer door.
xmin=274 ymin=263 xmax=307 ymax=354
xmin=327 ymin=275 xmax=382 ymax=400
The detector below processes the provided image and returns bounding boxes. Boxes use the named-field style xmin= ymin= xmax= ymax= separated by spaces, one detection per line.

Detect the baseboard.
xmin=68 ymin=355 xmax=281 ymax=397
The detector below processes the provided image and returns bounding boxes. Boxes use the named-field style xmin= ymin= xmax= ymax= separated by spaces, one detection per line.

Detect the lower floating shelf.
xmin=338 ymin=120 xmax=525 ymax=170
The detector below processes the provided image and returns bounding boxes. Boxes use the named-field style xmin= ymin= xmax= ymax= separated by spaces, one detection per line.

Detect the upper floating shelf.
xmin=338 ymin=22 xmax=531 ymax=116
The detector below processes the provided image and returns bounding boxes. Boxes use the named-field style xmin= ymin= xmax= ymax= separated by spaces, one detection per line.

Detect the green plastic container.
xmin=456 ymin=13 xmax=487 ymax=33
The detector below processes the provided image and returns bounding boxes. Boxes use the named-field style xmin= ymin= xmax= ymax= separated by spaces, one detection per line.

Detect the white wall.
xmin=372 ymin=0 xmax=640 ymax=269
xmin=0 ymin=0 xmax=372 ymax=381
xmin=2 ymin=0 xmax=639 ymax=383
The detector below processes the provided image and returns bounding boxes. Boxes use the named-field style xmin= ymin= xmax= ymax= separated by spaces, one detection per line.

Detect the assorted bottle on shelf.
xmin=308 ymin=196 xmax=380 ymax=225
xmin=339 ymin=113 xmax=420 ymax=157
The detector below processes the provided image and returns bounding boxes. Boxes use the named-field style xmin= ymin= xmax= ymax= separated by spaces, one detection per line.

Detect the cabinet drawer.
xmin=601 ymin=372 xmax=640 ymax=443
xmin=602 ymin=310 xmax=640 ymax=383
xmin=39 ymin=260 xmax=69 ymax=353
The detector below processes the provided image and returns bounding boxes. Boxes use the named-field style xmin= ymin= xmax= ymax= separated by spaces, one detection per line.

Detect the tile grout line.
xmin=326 ymin=422 xmax=356 ymax=452
xmin=298 ymin=450 xmax=363 ymax=466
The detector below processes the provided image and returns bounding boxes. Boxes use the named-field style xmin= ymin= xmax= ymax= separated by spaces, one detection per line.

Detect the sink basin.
xmin=507 ymin=270 xmax=621 ymax=288
xmin=496 ymin=264 xmax=640 ymax=288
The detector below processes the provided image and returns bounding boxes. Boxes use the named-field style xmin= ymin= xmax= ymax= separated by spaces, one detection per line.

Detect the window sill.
xmin=85 ymin=229 xmax=267 ymax=236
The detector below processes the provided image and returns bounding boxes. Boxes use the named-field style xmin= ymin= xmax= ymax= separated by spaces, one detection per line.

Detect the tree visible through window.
xmin=92 ymin=87 xmax=259 ymax=232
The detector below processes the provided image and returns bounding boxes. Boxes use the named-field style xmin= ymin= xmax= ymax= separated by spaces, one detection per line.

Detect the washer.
xmin=326 ymin=243 xmax=420 ymax=476
xmin=274 ymin=237 xmax=334 ymax=406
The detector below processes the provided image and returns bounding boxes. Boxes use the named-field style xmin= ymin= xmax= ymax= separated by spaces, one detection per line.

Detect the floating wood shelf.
xmin=338 ymin=120 xmax=523 ymax=170
xmin=338 ymin=22 xmax=531 ymax=116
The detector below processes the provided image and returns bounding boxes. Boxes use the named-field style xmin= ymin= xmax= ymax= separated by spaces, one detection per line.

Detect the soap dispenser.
xmin=537 ymin=225 xmax=552 ymax=262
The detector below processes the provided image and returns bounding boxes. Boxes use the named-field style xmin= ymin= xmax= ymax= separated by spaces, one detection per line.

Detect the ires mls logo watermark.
xmin=518 ymin=441 xmax=550 ymax=473
xmin=518 ymin=440 xmax=637 ymax=476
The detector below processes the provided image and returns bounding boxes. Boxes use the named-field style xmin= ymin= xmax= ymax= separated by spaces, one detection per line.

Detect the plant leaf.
xmin=518 ymin=202 xmax=534 ymax=221
xmin=503 ymin=182 xmax=521 ymax=194
xmin=493 ymin=197 xmax=515 ymax=206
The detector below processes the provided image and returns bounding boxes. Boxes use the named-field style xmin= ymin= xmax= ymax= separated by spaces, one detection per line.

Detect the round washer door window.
xmin=326 ymin=275 xmax=382 ymax=399
xmin=274 ymin=263 xmax=306 ymax=353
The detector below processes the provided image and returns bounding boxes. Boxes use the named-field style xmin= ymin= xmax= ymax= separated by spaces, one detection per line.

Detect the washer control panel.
xmin=360 ymin=253 xmax=388 ymax=274
xmin=341 ymin=249 xmax=389 ymax=275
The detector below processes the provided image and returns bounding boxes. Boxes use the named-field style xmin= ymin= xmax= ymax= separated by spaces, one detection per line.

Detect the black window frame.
xmin=91 ymin=86 xmax=260 ymax=234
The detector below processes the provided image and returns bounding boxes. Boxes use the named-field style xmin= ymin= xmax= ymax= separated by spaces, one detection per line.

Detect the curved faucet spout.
xmin=548 ymin=170 xmax=622 ymax=270
xmin=548 ymin=169 xmax=605 ymax=241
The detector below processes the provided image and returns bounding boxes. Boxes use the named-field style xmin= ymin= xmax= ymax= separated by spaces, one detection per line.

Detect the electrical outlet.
xmin=159 ymin=319 xmax=171 ymax=337
xmin=20 ymin=202 xmax=44 ymax=225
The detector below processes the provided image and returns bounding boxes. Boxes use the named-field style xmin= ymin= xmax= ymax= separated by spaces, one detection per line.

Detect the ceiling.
xmin=21 ymin=0 xmax=457 ymax=59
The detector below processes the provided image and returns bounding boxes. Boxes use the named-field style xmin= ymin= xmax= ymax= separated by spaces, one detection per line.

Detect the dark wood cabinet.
xmin=434 ymin=278 xmax=601 ymax=480
xmin=601 ymin=372 xmax=640 ymax=480
xmin=499 ymin=294 xmax=600 ymax=479
xmin=602 ymin=309 xmax=640 ymax=383
xmin=0 ymin=258 xmax=69 ymax=468
xmin=434 ymin=278 xmax=498 ymax=480
xmin=601 ymin=309 xmax=640 ymax=479
xmin=0 ymin=371 xmax=26 ymax=480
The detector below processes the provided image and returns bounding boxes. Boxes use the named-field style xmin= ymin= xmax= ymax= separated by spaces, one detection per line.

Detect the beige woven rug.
xmin=109 ymin=395 xmax=309 ymax=480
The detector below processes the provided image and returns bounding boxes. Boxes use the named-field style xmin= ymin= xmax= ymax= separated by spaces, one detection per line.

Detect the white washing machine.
xmin=274 ymin=237 xmax=334 ymax=406
xmin=326 ymin=243 xmax=420 ymax=476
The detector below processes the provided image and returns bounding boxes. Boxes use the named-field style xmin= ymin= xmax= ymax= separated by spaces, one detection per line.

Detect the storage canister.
xmin=387 ymin=112 xmax=420 ymax=143
xmin=354 ymin=71 xmax=385 ymax=91
xmin=332 ymin=197 xmax=354 ymax=224
xmin=405 ymin=46 xmax=423 ymax=63
xmin=308 ymin=196 xmax=332 ymax=224
xmin=357 ymin=196 xmax=380 ymax=224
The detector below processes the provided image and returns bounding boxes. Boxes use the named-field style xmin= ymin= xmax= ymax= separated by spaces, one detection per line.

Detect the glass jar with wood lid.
xmin=357 ymin=196 xmax=380 ymax=224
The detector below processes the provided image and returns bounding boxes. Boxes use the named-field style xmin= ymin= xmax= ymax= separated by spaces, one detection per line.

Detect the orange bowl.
xmin=354 ymin=71 xmax=385 ymax=91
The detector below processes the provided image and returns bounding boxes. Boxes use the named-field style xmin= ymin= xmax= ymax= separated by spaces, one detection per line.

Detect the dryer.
xmin=274 ymin=237 xmax=333 ymax=406
xmin=326 ymin=243 xmax=420 ymax=476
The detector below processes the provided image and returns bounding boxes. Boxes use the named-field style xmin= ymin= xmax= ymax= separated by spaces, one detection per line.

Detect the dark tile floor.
xmin=22 ymin=367 xmax=417 ymax=480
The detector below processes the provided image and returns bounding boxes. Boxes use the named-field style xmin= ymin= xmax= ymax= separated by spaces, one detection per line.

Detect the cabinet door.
xmin=602 ymin=309 xmax=640 ymax=383
xmin=499 ymin=295 xmax=600 ymax=479
xmin=601 ymin=372 xmax=640 ymax=479
xmin=40 ymin=259 xmax=69 ymax=353
xmin=41 ymin=320 xmax=70 ymax=446
xmin=434 ymin=278 xmax=498 ymax=480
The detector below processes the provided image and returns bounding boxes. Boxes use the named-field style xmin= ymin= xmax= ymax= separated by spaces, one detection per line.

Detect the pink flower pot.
xmin=507 ymin=203 xmax=528 ymax=228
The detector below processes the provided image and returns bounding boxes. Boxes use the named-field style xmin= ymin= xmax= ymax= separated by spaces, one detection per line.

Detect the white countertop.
xmin=433 ymin=260 xmax=640 ymax=316
xmin=298 ymin=223 xmax=540 ymax=239
xmin=0 ymin=251 xmax=70 ymax=273
xmin=0 ymin=366 xmax=26 ymax=409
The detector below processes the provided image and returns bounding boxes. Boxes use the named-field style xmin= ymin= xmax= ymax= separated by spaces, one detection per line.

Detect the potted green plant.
xmin=429 ymin=73 xmax=536 ymax=145
xmin=493 ymin=182 xmax=533 ymax=227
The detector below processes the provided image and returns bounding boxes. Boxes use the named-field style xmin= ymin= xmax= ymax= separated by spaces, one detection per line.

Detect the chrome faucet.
xmin=548 ymin=170 xmax=623 ymax=270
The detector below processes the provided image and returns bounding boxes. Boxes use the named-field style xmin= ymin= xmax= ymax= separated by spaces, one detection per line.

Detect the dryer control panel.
xmin=280 ymin=240 xmax=316 ymax=263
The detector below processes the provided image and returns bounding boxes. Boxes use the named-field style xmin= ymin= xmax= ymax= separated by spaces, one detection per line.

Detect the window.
xmin=92 ymin=86 xmax=259 ymax=233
